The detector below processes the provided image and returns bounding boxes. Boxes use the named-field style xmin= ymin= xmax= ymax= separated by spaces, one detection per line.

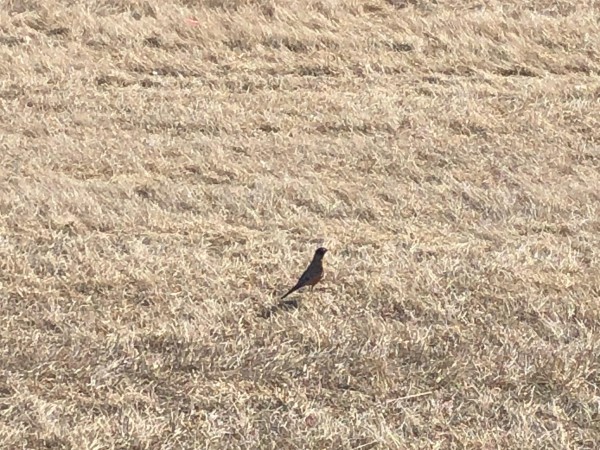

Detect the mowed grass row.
xmin=0 ymin=0 xmax=599 ymax=448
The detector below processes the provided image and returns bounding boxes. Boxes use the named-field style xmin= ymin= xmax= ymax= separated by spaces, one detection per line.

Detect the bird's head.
xmin=315 ymin=247 xmax=328 ymax=257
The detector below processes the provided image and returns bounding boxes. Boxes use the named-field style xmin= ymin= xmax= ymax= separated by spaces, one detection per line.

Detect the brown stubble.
xmin=0 ymin=0 xmax=600 ymax=448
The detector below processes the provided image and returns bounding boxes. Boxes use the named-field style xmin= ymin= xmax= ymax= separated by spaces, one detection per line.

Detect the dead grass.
xmin=0 ymin=0 xmax=600 ymax=448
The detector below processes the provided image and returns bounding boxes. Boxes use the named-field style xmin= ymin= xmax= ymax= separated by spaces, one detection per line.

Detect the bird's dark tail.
xmin=281 ymin=284 xmax=301 ymax=299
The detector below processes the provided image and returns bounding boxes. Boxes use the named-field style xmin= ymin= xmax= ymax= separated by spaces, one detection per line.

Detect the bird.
xmin=281 ymin=247 xmax=328 ymax=299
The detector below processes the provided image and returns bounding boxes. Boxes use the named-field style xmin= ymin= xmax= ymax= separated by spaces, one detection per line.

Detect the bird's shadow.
xmin=258 ymin=298 xmax=300 ymax=319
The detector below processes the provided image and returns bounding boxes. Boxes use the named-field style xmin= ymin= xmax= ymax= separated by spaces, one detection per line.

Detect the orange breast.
xmin=307 ymin=271 xmax=323 ymax=286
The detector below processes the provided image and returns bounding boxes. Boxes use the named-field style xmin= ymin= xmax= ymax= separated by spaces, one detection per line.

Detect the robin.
xmin=281 ymin=247 xmax=328 ymax=299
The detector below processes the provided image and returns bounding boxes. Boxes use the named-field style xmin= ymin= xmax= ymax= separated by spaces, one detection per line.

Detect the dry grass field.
xmin=0 ymin=0 xmax=600 ymax=448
